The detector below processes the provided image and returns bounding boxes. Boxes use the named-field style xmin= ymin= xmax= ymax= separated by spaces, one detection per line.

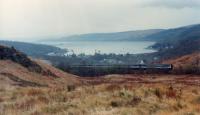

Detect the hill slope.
xmin=0 ymin=40 xmax=66 ymax=57
xmin=144 ymin=24 xmax=200 ymax=43
xmin=53 ymin=29 xmax=163 ymax=41
xmin=143 ymin=24 xmax=200 ymax=60
xmin=0 ymin=45 xmax=80 ymax=87
xmin=148 ymin=24 xmax=200 ymax=54
xmin=153 ymin=37 xmax=200 ymax=60
xmin=163 ymin=53 xmax=200 ymax=74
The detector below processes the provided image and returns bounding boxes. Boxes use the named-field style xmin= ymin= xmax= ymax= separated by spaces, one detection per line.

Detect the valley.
xmin=0 ymin=41 xmax=199 ymax=115
xmin=0 ymin=24 xmax=199 ymax=115
xmin=1 ymin=1 xmax=200 ymax=114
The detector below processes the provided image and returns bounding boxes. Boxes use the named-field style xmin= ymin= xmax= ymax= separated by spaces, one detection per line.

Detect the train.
xmin=65 ymin=64 xmax=173 ymax=76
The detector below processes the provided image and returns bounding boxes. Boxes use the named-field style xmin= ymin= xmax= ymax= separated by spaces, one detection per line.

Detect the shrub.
xmin=15 ymin=98 xmax=36 ymax=111
xmin=154 ymin=88 xmax=162 ymax=99
xmin=26 ymin=88 xmax=44 ymax=96
xmin=43 ymin=106 xmax=61 ymax=114
xmin=67 ymin=85 xmax=76 ymax=92
xmin=149 ymin=104 xmax=160 ymax=114
xmin=192 ymin=89 xmax=198 ymax=95
xmin=31 ymin=111 xmax=42 ymax=115
xmin=127 ymin=96 xmax=141 ymax=107
xmin=173 ymin=101 xmax=185 ymax=111
xmin=106 ymin=84 xmax=121 ymax=92
xmin=37 ymin=96 xmax=49 ymax=104
xmin=184 ymin=112 xmax=195 ymax=115
xmin=0 ymin=97 xmax=4 ymax=102
xmin=191 ymin=96 xmax=200 ymax=104
xmin=166 ymin=86 xmax=177 ymax=99
xmin=110 ymin=101 xmax=122 ymax=107
xmin=42 ymin=104 xmax=77 ymax=114
xmin=118 ymin=90 xmax=132 ymax=99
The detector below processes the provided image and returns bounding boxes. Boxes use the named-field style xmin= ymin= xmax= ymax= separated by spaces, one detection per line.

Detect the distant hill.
xmin=147 ymin=24 xmax=200 ymax=59
xmin=0 ymin=40 xmax=66 ymax=57
xmin=57 ymin=24 xmax=200 ymax=61
xmin=144 ymin=24 xmax=200 ymax=43
xmin=52 ymin=29 xmax=163 ymax=41
xmin=153 ymin=37 xmax=200 ymax=60
xmin=43 ymin=24 xmax=200 ymax=44
xmin=1 ymin=24 xmax=199 ymax=66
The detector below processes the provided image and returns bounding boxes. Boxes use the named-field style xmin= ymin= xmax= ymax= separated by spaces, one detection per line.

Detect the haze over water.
xmin=44 ymin=41 xmax=156 ymax=55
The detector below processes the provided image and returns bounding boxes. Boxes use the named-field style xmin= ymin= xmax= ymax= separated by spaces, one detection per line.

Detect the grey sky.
xmin=0 ymin=0 xmax=200 ymax=41
xmin=142 ymin=0 xmax=200 ymax=9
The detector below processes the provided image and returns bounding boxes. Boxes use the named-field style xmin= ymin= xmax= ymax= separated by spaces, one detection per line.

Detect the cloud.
xmin=1 ymin=0 xmax=200 ymax=41
xmin=141 ymin=0 xmax=200 ymax=9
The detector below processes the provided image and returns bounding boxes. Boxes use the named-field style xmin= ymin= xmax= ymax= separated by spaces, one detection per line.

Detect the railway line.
xmin=65 ymin=64 xmax=173 ymax=76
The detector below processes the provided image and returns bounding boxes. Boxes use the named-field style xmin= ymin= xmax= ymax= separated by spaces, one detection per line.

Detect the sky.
xmin=0 ymin=0 xmax=200 ymax=41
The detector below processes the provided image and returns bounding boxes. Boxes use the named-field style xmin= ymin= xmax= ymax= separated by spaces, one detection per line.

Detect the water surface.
xmin=44 ymin=41 xmax=156 ymax=55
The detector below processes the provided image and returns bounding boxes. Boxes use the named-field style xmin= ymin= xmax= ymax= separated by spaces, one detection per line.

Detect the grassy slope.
xmin=0 ymin=60 xmax=80 ymax=88
xmin=0 ymin=74 xmax=200 ymax=115
xmin=0 ymin=56 xmax=200 ymax=115
xmin=164 ymin=53 xmax=199 ymax=67
xmin=163 ymin=53 xmax=200 ymax=74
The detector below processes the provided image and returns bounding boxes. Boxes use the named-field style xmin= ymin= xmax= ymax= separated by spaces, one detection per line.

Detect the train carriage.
xmin=66 ymin=64 xmax=173 ymax=76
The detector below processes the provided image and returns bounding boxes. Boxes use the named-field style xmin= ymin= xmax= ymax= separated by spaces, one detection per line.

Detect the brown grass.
xmin=163 ymin=52 xmax=200 ymax=74
xmin=0 ymin=75 xmax=200 ymax=115
xmin=0 ymin=57 xmax=200 ymax=114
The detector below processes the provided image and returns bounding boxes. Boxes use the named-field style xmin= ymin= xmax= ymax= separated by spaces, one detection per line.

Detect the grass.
xmin=0 ymin=82 xmax=200 ymax=115
xmin=0 ymin=73 xmax=199 ymax=115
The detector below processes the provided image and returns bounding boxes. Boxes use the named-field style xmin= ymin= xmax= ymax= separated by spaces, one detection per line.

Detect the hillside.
xmin=52 ymin=29 xmax=163 ymax=41
xmin=44 ymin=24 xmax=200 ymax=43
xmin=147 ymin=24 xmax=200 ymax=56
xmin=163 ymin=53 xmax=200 ymax=74
xmin=152 ymin=37 xmax=200 ymax=60
xmin=144 ymin=24 xmax=200 ymax=43
xmin=0 ymin=46 xmax=200 ymax=115
xmin=0 ymin=45 xmax=80 ymax=87
xmin=0 ymin=40 xmax=66 ymax=57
